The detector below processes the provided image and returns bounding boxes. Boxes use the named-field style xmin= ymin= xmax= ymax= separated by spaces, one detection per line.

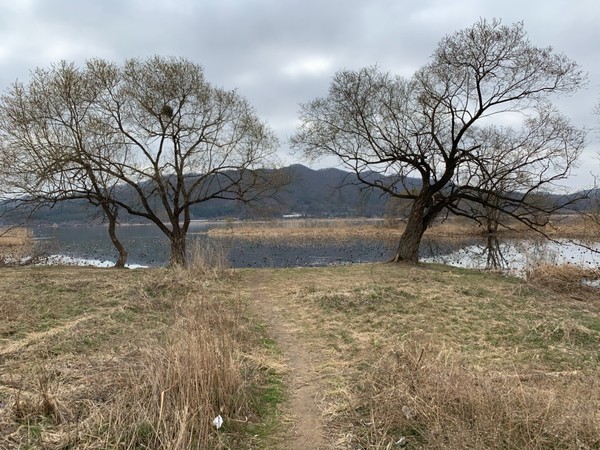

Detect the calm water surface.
xmin=33 ymin=224 xmax=600 ymax=274
xmin=34 ymin=223 xmax=396 ymax=267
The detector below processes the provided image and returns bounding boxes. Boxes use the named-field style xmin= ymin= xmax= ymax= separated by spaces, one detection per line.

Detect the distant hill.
xmin=1 ymin=164 xmax=592 ymax=225
xmin=0 ymin=165 xmax=415 ymax=225
xmin=235 ymin=164 xmax=414 ymax=219
xmin=186 ymin=164 xmax=414 ymax=219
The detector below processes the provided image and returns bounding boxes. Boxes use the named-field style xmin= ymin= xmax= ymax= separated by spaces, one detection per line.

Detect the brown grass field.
xmin=0 ymin=263 xmax=284 ymax=449
xmin=248 ymin=264 xmax=600 ymax=449
xmin=208 ymin=215 xmax=600 ymax=241
xmin=1 ymin=242 xmax=600 ymax=448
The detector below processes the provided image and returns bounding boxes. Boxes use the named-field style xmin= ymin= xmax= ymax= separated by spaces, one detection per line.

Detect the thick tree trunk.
xmin=391 ymin=199 xmax=428 ymax=263
xmin=108 ymin=216 xmax=128 ymax=268
xmin=169 ymin=230 xmax=186 ymax=267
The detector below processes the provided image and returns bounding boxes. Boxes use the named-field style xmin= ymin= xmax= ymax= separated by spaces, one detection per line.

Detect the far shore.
xmin=0 ymin=226 xmax=33 ymax=246
xmin=207 ymin=216 xmax=600 ymax=240
xmin=10 ymin=214 xmax=600 ymax=242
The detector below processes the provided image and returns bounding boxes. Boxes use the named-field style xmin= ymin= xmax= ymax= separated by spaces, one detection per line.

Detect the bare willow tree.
xmin=292 ymin=19 xmax=586 ymax=262
xmin=92 ymin=57 xmax=281 ymax=265
xmin=0 ymin=56 xmax=280 ymax=266
xmin=0 ymin=62 xmax=130 ymax=266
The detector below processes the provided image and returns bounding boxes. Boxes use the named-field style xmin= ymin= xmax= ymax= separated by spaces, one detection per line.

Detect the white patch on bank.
xmin=37 ymin=254 xmax=148 ymax=269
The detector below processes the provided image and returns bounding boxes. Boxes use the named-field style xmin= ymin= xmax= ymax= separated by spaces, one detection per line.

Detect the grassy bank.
xmin=1 ymin=262 xmax=599 ymax=449
xmin=0 ymin=265 xmax=284 ymax=449
xmin=240 ymin=263 xmax=600 ymax=449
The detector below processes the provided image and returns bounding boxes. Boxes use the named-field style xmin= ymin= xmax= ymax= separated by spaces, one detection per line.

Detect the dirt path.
xmin=245 ymin=272 xmax=326 ymax=450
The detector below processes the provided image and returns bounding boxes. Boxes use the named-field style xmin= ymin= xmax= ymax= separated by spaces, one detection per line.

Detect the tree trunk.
xmin=108 ymin=216 xmax=128 ymax=268
xmin=391 ymin=199 xmax=428 ymax=263
xmin=486 ymin=213 xmax=499 ymax=234
xmin=102 ymin=203 xmax=128 ymax=268
xmin=169 ymin=230 xmax=186 ymax=267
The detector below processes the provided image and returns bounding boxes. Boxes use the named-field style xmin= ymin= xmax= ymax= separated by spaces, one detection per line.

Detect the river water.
xmin=32 ymin=223 xmax=600 ymax=276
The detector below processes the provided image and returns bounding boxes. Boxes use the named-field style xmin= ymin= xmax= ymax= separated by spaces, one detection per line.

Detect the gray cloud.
xmin=1 ymin=0 xmax=598 ymax=187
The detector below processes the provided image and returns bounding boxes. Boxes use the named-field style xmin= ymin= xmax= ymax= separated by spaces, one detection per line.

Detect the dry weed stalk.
xmin=527 ymin=264 xmax=600 ymax=295
xmin=88 ymin=272 xmax=248 ymax=449
xmin=353 ymin=339 xmax=600 ymax=449
xmin=186 ymin=238 xmax=231 ymax=279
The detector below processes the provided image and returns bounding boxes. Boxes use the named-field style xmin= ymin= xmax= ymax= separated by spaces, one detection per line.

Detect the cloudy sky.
xmin=1 ymin=0 xmax=599 ymax=189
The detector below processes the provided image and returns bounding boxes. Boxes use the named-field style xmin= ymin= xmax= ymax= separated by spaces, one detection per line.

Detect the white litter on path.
xmin=212 ymin=415 xmax=223 ymax=429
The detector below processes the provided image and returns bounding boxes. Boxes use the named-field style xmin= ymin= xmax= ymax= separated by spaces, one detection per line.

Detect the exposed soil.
xmin=245 ymin=272 xmax=326 ymax=450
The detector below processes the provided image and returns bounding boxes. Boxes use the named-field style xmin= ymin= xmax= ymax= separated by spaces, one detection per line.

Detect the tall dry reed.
xmin=71 ymin=261 xmax=249 ymax=449
xmin=101 ymin=291 xmax=247 ymax=449
xmin=186 ymin=238 xmax=230 ymax=278
xmin=352 ymin=339 xmax=600 ymax=449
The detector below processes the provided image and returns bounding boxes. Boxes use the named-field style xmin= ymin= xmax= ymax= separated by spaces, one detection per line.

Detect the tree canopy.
xmin=0 ymin=56 xmax=281 ymax=266
xmin=292 ymin=19 xmax=586 ymax=262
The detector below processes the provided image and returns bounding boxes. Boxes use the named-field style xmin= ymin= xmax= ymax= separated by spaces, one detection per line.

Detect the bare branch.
xmin=292 ymin=19 xmax=586 ymax=263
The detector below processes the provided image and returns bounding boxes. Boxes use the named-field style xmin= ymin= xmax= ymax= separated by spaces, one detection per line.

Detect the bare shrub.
xmin=186 ymin=238 xmax=230 ymax=279
xmin=352 ymin=339 xmax=600 ymax=449
xmin=527 ymin=264 xmax=600 ymax=295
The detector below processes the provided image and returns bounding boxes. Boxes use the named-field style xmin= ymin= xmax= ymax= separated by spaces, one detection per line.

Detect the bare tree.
xmin=0 ymin=62 xmax=130 ymax=266
xmin=0 ymin=57 xmax=281 ymax=266
xmin=292 ymin=19 xmax=586 ymax=262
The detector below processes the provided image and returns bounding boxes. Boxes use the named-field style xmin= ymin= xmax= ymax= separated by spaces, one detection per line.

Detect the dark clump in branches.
xmin=0 ymin=56 xmax=283 ymax=266
xmin=292 ymin=19 xmax=586 ymax=262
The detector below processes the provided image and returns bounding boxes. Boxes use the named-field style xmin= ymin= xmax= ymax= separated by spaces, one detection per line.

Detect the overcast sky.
xmin=1 ymin=0 xmax=599 ymax=189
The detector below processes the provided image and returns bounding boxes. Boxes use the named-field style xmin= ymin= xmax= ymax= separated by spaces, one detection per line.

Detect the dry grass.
xmin=83 ymin=272 xmax=250 ymax=449
xmin=208 ymin=219 xmax=485 ymax=243
xmin=208 ymin=216 xmax=600 ymax=241
xmin=209 ymin=218 xmax=398 ymax=241
xmin=546 ymin=215 xmax=600 ymax=239
xmin=360 ymin=338 xmax=599 ymax=449
xmin=0 ymin=227 xmax=34 ymax=263
xmin=237 ymin=263 xmax=600 ymax=449
xmin=0 ymin=227 xmax=32 ymax=244
xmin=0 ymin=259 xmax=282 ymax=448
xmin=527 ymin=264 xmax=600 ymax=296
xmin=3 ymin=255 xmax=599 ymax=449
xmin=186 ymin=238 xmax=231 ymax=278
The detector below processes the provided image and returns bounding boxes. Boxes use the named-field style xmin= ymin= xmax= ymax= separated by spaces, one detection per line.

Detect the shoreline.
xmin=207 ymin=217 xmax=600 ymax=241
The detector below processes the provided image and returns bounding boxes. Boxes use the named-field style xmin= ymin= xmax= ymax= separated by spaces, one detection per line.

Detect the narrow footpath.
xmin=245 ymin=271 xmax=326 ymax=450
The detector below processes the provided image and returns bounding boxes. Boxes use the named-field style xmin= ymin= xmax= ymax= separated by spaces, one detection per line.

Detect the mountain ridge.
xmin=1 ymin=165 xmax=402 ymax=225
xmin=1 ymin=165 xmax=594 ymax=225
